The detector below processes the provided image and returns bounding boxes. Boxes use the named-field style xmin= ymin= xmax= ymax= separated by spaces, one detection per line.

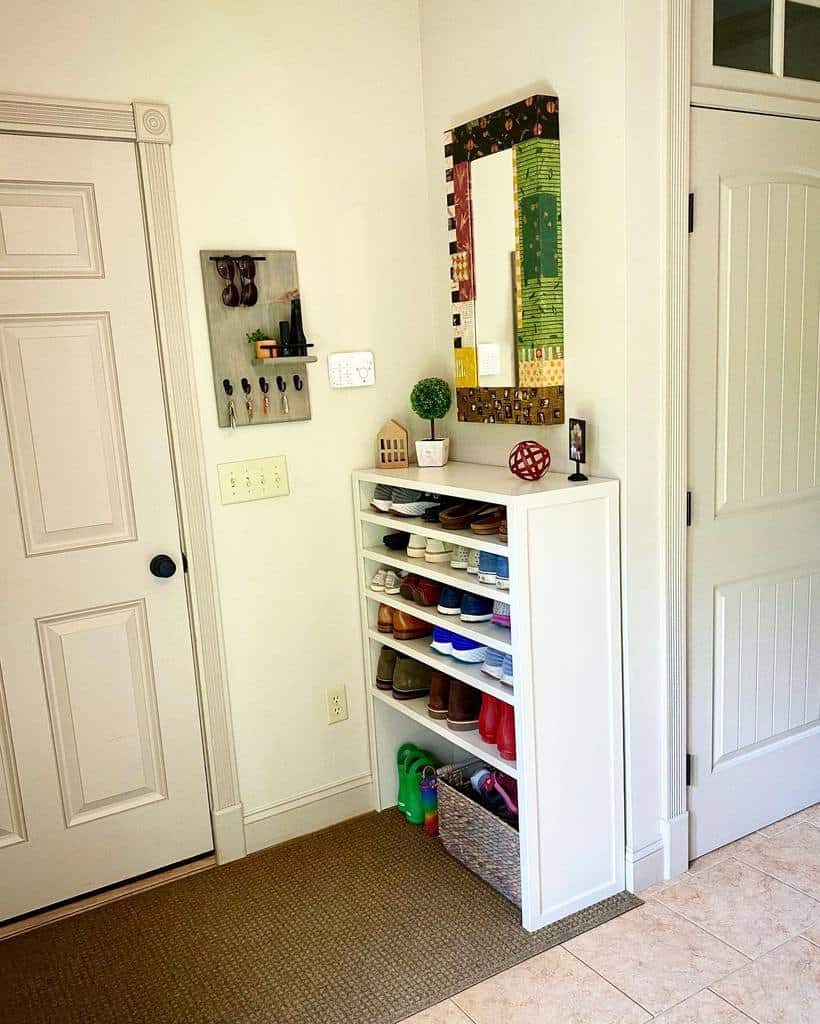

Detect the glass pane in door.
xmin=784 ymin=2 xmax=820 ymax=81
xmin=713 ymin=0 xmax=773 ymax=72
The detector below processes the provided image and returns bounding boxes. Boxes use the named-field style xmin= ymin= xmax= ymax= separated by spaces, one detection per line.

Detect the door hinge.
xmin=181 ymin=551 xmax=189 ymax=574
xmin=686 ymin=753 xmax=693 ymax=787
xmin=686 ymin=490 xmax=692 ymax=527
xmin=688 ymin=192 xmax=694 ymax=233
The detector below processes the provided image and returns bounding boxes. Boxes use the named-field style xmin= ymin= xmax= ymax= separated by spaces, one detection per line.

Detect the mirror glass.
xmin=470 ymin=149 xmax=517 ymax=387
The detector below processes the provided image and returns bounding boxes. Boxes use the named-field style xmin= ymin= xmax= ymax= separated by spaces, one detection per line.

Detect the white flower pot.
xmin=415 ymin=438 xmax=450 ymax=467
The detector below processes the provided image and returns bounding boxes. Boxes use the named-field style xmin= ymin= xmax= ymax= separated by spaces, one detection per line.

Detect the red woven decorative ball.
xmin=508 ymin=441 xmax=551 ymax=481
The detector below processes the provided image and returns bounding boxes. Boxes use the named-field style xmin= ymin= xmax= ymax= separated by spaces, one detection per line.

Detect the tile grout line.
xmin=560 ymin=943 xmax=655 ymax=1017
xmin=703 ymin=988 xmax=760 ymax=1023
xmin=447 ymin=996 xmax=481 ymax=1024
xmin=691 ymin=843 xmax=820 ymax=903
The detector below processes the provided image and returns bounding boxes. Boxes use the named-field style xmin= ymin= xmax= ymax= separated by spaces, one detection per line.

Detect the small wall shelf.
xmin=253 ymin=355 xmax=318 ymax=366
xmin=353 ymin=461 xmax=625 ymax=933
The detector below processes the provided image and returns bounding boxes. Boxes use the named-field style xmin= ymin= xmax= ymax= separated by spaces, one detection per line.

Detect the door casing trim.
xmin=0 ymin=92 xmax=245 ymax=863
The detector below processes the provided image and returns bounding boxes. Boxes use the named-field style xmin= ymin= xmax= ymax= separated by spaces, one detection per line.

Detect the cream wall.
xmin=418 ymin=0 xmax=669 ymax=886
xmin=0 ymin=0 xmax=437 ymax=847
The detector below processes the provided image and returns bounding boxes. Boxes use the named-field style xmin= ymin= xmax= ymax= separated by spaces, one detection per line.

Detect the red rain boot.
xmin=497 ymin=703 xmax=516 ymax=761
xmin=478 ymin=694 xmax=501 ymax=743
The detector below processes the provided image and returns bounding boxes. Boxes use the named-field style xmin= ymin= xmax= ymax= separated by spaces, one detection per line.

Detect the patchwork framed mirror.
xmin=445 ymin=95 xmax=565 ymax=425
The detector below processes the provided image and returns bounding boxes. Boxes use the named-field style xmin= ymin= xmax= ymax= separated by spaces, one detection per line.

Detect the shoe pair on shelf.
xmin=439 ymin=502 xmax=506 ymax=536
xmin=377 ymin=604 xmax=431 ymax=640
xmin=371 ymin=485 xmax=444 ymax=518
xmin=430 ymin=626 xmax=487 ymax=663
xmin=407 ymin=536 xmax=452 ymax=562
xmin=377 ymin=648 xmax=433 ymax=699
xmin=476 ymin=552 xmax=510 ymax=587
xmin=399 ymin=574 xmax=441 ymax=607
xmin=437 ymin=587 xmax=508 ymax=626
xmin=478 ymin=695 xmax=516 ymax=761
xmin=427 ymin=675 xmax=482 ymax=731
xmin=482 ymin=649 xmax=514 ymax=686
xmin=370 ymin=566 xmax=406 ymax=594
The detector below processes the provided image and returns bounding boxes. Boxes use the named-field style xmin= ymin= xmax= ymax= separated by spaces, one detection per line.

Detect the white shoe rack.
xmin=352 ymin=461 xmax=625 ymax=932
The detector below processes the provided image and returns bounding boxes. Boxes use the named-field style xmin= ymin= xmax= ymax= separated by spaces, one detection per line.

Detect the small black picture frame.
xmin=568 ymin=417 xmax=588 ymax=481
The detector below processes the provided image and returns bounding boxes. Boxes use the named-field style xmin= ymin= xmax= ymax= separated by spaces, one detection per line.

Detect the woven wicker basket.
xmin=436 ymin=761 xmax=521 ymax=907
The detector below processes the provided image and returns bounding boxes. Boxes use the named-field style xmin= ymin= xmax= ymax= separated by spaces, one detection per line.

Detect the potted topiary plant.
xmin=410 ymin=377 xmax=452 ymax=467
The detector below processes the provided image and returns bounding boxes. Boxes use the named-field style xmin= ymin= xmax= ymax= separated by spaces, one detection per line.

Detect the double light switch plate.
xmin=218 ymin=456 xmax=289 ymax=504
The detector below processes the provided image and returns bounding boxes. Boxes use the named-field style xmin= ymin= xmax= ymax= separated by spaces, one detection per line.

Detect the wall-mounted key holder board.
xmin=200 ymin=249 xmax=317 ymax=428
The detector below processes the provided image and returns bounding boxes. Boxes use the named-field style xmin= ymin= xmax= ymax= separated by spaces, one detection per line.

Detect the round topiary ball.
xmin=410 ymin=377 xmax=452 ymax=422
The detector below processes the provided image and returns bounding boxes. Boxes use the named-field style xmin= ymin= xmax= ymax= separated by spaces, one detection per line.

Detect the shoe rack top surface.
xmin=354 ymin=461 xmax=614 ymax=505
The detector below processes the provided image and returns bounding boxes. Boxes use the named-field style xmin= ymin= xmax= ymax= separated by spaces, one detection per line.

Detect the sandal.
xmin=469 ymin=505 xmax=506 ymax=535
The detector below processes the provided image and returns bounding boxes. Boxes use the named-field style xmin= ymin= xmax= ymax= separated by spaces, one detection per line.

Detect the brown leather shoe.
xmin=392 ymin=656 xmax=432 ymax=700
xmin=377 ymin=603 xmax=394 ymax=633
xmin=469 ymin=505 xmax=505 ymax=535
xmin=376 ymin=646 xmax=398 ymax=690
xmin=446 ymin=680 xmax=482 ymax=730
xmin=392 ymin=609 xmax=432 ymax=640
xmin=426 ymin=672 xmax=450 ymax=719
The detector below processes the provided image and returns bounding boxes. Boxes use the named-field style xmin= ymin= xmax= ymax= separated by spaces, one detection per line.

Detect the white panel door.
xmin=0 ymin=133 xmax=212 ymax=921
xmin=688 ymin=107 xmax=820 ymax=858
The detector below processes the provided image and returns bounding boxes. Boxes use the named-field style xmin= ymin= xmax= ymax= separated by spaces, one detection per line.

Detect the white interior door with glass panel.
xmin=0 ymin=132 xmax=212 ymax=922
xmin=693 ymin=0 xmax=820 ymax=105
xmin=687 ymin=106 xmax=820 ymax=858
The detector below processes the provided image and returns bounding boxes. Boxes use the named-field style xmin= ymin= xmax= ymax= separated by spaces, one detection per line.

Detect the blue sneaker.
xmin=501 ymin=653 xmax=514 ymax=686
xmin=482 ymin=647 xmax=505 ymax=679
xmin=496 ymin=556 xmax=510 ymax=589
xmin=431 ymin=626 xmax=454 ymax=656
xmin=437 ymin=585 xmax=463 ymax=616
xmin=460 ymin=593 xmax=493 ymax=622
xmin=450 ymin=634 xmax=488 ymax=663
xmin=478 ymin=551 xmax=498 ymax=584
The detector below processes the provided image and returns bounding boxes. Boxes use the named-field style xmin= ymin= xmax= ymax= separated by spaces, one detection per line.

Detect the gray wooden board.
xmin=200 ymin=249 xmax=312 ymax=427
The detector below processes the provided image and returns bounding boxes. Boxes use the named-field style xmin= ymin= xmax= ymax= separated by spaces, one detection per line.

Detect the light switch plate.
xmin=327 ymin=350 xmax=375 ymax=388
xmin=217 ymin=456 xmax=289 ymax=504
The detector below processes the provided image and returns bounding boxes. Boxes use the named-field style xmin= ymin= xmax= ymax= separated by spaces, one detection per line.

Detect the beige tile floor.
xmin=402 ymin=804 xmax=820 ymax=1024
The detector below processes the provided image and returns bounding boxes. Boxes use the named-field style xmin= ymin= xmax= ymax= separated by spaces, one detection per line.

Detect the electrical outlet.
xmin=326 ymin=685 xmax=349 ymax=725
xmin=217 ymin=456 xmax=289 ymax=504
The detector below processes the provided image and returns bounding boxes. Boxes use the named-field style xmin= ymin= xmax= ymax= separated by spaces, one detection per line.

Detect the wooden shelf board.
xmin=354 ymin=461 xmax=611 ymax=503
xmin=253 ymin=355 xmax=318 ymax=365
xmin=367 ymin=630 xmax=515 ymax=706
xmin=359 ymin=510 xmax=508 ymax=555
xmin=364 ymin=591 xmax=512 ymax=655
xmin=370 ymin=687 xmax=517 ymax=777
xmin=361 ymin=546 xmax=510 ymax=602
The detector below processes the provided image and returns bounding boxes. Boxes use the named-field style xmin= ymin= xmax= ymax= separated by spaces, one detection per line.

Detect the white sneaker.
xmin=370 ymin=483 xmax=394 ymax=512
xmin=407 ymin=535 xmax=427 ymax=558
xmin=425 ymin=539 xmax=453 ymax=563
xmin=390 ymin=488 xmax=439 ymax=517
xmin=370 ymin=566 xmax=387 ymax=591
xmin=450 ymin=545 xmax=470 ymax=569
xmin=383 ymin=569 xmax=403 ymax=594
xmin=466 ymin=549 xmax=480 ymax=574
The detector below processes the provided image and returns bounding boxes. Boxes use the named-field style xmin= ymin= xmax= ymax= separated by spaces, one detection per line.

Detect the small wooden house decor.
xmin=376 ymin=419 xmax=409 ymax=469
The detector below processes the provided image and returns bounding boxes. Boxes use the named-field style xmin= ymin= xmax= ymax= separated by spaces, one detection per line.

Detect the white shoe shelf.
xmin=353 ymin=462 xmax=625 ymax=932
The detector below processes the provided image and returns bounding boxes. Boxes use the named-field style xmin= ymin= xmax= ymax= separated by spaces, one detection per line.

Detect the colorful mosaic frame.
xmin=445 ymin=95 xmax=565 ymax=425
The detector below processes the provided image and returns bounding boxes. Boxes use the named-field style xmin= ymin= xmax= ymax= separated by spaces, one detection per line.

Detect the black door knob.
xmin=149 ymin=554 xmax=177 ymax=579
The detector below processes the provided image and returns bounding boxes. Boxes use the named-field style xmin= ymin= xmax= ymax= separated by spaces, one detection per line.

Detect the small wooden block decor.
xmin=508 ymin=440 xmax=551 ymax=481
xmin=376 ymin=420 xmax=409 ymax=469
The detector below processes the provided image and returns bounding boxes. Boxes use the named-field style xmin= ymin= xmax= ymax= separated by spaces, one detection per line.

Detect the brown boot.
xmin=375 ymin=646 xmax=398 ymax=690
xmin=377 ymin=603 xmax=394 ymax=633
xmin=446 ymin=680 xmax=482 ymax=731
xmin=426 ymin=672 xmax=450 ymax=719
xmin=392 ymin=609 xmax=432 ymax=640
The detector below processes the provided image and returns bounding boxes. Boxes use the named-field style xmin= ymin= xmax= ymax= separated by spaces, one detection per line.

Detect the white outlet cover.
xmin=327 ymin=351 xmax=375 ymax=389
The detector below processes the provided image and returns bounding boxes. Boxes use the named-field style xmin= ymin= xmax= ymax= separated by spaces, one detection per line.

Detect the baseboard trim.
xmin=244 ymin=777 xmax=375 ymax=854
xmin=660 ymin=810 xmax=690 ymax=879
xmin=211 ymin=802 xmax=246 ymax=864
xmin=625 ymin=836 xmax=665 ymax=893
xmin=244 ymin=772 xmax=373 ymax=824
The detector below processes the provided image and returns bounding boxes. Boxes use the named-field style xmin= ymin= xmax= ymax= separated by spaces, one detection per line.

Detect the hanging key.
xmin=276 ymin=375 xmax=289 ymax=415
xmin=241 ymin=377 xmax=253 ymax=422
xmin=259 ymin=376 xmax=271 ymax=417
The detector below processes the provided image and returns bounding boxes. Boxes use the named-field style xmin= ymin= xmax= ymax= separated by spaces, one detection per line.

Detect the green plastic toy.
xmin=396 ymin=743 xmax=434 ymax=817
xmin=403 ymin=752 xmax=436 ymax=825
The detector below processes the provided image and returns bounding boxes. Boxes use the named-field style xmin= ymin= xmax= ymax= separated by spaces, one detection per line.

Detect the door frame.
xmin=0 ymin=93 xmax=245 ymax=864
xmin=663 ymin=2 xmax=820 ymax=879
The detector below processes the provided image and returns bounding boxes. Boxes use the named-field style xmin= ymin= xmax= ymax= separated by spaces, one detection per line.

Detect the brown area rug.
xmin=1 ymin=810 xmax=640 ymax=1024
